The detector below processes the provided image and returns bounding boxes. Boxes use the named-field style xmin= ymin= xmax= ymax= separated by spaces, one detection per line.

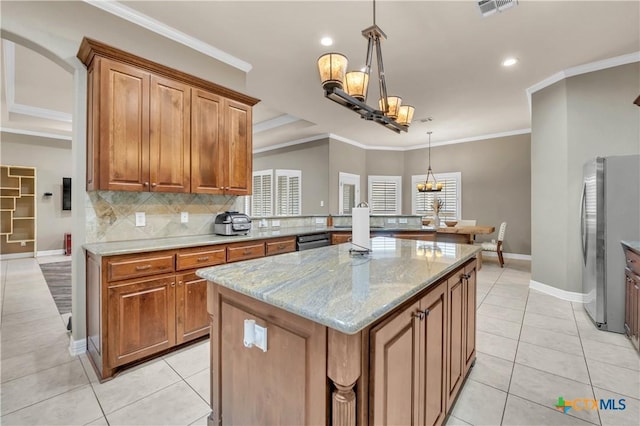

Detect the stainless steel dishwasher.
xmin=296 ymin=233 xmax=331 ymax=251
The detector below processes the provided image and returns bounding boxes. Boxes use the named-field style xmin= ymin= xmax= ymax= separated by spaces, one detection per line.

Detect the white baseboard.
xmin=37 ymin=249 xmax=65 ymax=257
xmin=529 ymin=279 xmax=585 ymax=303
xmin=0 ymin=252 xmax=35 ymax=260
xmin=482 ymin=251 xmax=531 ymax=261
xmin=69 ymin=337 xmax=87 ymax=356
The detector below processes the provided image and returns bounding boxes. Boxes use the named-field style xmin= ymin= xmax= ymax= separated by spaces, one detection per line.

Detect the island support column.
xmin=327 ymin=329 xmax=362 ymax=426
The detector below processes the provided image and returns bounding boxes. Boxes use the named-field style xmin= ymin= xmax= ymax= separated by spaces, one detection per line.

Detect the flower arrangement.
xmin=432 ymin=198 xmax=444 ymax=215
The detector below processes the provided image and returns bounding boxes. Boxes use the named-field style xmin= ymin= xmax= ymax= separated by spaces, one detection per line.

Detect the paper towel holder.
xmin=350 ymin=202 xmax=372 ymax=256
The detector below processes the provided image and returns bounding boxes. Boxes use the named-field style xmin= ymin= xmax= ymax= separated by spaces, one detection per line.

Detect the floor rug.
xmin=40 ymin=261 xmax=72 ymax=315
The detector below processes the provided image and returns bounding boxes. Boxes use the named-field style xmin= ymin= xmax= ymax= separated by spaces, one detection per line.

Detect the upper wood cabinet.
xmin=78 ymin=38 xmax=259 ymax=194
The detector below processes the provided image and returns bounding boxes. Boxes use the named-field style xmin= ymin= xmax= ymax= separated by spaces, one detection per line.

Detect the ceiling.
xmin=2 ymin=1 xmax=639 ymax=150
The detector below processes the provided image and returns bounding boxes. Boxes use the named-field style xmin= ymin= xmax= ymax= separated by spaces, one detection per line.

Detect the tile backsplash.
xmin=86 ymin=191 xmax=242 ymax=243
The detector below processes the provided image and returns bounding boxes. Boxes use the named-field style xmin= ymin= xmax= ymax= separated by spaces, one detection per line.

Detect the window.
xmin=249 ymin=170 xmax=273 ymax=217
xmin=339 ymin=172 xmax=360 ymax=215
xmin=412 ymin=172 xmax=461 ymax=220
xmin=368 ymin=175 xmax=402 ymax=215
xmin=275 ymin=169 xmax=302 ymax=216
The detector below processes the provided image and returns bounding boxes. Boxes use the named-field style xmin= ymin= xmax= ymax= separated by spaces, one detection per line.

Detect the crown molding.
xmin=1 ymin=127 xmax=72 ymax=141
xmin=526 ymin=51 xmax=640 ymax=113
xmin=253 ymin=133 xmax=331 ymax=154
xmin=253 ymin=114 xmax=300 ymax=134
xmin=406 ymin=128 xmax=532 ymax=151
xmin=83 ymin=0 xmax=252 ymax=72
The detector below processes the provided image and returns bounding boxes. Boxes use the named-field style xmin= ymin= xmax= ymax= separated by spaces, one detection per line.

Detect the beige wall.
xmin=531 ymin=62 xmax=640 ymax=293
xmin=328 ymin=139 xmax=367 ymax=213
xmin=1 ymin=133 xmax=73 ymax=253
xmin=254 ymin=138 xmax=330 ymax=215
xmin=405 ymin=134 xmax=532 ymax=255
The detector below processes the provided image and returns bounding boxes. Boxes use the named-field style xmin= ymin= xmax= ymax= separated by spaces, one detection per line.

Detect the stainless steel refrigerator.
xmin=581 ymin=155 xmax=640 ymax=333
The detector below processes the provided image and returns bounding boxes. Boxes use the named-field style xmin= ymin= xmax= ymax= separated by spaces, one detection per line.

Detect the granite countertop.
xmin=196 ymin=237 xmax=480 ymax=335
xmin=622 ymin=241 xmax=640 ymax=255
xmin=82 ymin=226 xmax=437 ymax=256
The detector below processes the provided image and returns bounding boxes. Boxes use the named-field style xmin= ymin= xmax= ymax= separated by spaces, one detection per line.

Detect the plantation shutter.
xmin=250 ymin=170 xmax=273 ymax=217
xmin=412 ymin=172 xmax=461 ymax=220
xmin=342 ymin=184 xmax=353 ymax=214
xmin=276 ymin=170 xmax=302 ymax=216
xmin=368 ymin=176 xmax=401 ymax=215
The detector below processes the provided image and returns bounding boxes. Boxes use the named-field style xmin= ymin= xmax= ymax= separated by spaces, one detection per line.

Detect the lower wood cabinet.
xmin=176 ymin=272 xmax=210 ymax=345
xmin=623 ymin=244 xmax=640 ymax=352
xmin=370 ymin=276 xmax=447 ymax=426
xmin=108 ymin=274 xmax=177 ymax=367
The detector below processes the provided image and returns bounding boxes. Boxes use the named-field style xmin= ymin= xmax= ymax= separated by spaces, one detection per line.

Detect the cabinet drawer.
xmin=624 ymin=248 xmax=640 ymax=276
xmin=265 ymin=238 xmax=296 ymax=256
xmin=331 ymin=233 xmax=351 ymax=245
xmin=177 ymin=246 xmax=226 ymax=271
xmin=107 ymin=253 xmax=175 ymax=282
xmin=227 ymin=241 xmax=266 ymax=263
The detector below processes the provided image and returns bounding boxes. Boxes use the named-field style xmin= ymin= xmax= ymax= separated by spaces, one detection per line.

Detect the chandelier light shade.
xmin=380 ymin=96 xmax=401 ymax=119
xmin=344 ymin=71 xmax=369 ymax=101
xmin=316 ymin=0 xmax=414 ymax=133
xmin=417 ymin=131 xmax=443 ymax=193
xmin=317 ymin=53 xmax=348 ymax=91
xmin=396 ymin=105 xmax=415 ymax=126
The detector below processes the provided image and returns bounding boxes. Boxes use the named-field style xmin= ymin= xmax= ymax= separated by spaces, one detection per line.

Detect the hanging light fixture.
xmin=417 ymin=132 xmax=443 ymax=192
xmin=317 ymin=0 xmax=414 ymax=133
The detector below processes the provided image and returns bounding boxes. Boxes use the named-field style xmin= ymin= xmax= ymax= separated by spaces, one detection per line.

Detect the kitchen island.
xmin=197 ymin=237 xmax=480 ymax=425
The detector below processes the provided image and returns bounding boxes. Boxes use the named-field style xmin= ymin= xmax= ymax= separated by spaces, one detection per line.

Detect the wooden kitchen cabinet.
xmin=464 ymin=261 xmax=477 ymax=372
xmin=107 ymin=274 xmax=177 ymax=367
xmin=447 ymin=271 xmax=465 ymax=411
xmin=331 ymin=232 xmax=352 ymax=245
xmin=226 ymin=240 xmax=266 ymax=263
xmin=370 ymin=272 xmax=448 ymax=426
xmin=265 ymin=237 xmax=296 ymax=256
xmin=78 ymin=38 xmax=259 ymax=194
xmin=176 ymin=272 xmax=209 ymax=345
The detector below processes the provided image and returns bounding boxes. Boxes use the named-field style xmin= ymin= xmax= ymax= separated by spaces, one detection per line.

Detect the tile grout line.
xmin=572 ymin=307 xmax=602 ymax=425
xmin=77 ymin=355 xmax=111 ymax=425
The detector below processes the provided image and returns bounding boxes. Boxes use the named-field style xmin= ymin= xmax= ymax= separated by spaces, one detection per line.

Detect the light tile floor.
xmin=1 ymin=256 xmax=638 ymax=425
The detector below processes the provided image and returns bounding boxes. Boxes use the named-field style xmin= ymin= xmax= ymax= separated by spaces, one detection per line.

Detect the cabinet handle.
xmin=151 ymin=183 xmax=157 ymax=187
xmin=243 ymin=249 xmax=252 ymax=255
xmin=412 ymin=311 xmax=425 ymax=320
xmin=178 ymin=281 xmax=183 ymax=286
xmin=628 ymin=258 xmax=636 ymax=263
xmin=278 ymin=244 xmax=285 ymax=250
xmin=219 ymin=187 xmax=224 ymax=190
xmin=225 ymin=187 xmax=230 ymax=190
xmin=197 ymin=256 xmax=210 ymax=262
xmin=135 ymin=265 xmax=152 ymax=271
xmin=143 ymin=182 xmax=149 ymax=187
xmin=423 ymin=308 xmax=430 ymax=316
xmin=171 ymin=282 xmax=176 ymax=288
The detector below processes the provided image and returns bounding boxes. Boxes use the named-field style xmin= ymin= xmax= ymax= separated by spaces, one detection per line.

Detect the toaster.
xmin=214 ymin=211 xmax=252 ymax=236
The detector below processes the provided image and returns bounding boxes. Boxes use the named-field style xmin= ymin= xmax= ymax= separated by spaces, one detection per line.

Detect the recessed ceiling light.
xmin=502 ymin=57 xmax=519 ymax=67
xmin=320 ymin=37 xmax=333 ymax=46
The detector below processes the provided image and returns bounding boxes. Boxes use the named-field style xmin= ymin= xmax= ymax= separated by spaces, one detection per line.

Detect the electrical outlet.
xmin=271 ymin=220 xmax=280 ymax=228
xmin=135 ymin=212 xmax=146 ymax=227
xmin=399 ymin=218 xmax=408 ymax=224
xmin=259 ymin=218 xmax=268 ymax=228
xmin=180 ymin=212 xmax=189 ymax=223
xmin=20 ymin=241 xmax=26 ymax=247
xmin=388 ymin=218 xmax=397 ymax=224
xmin=315 ymin=218 xmax=325 ymax=225
xmin=320 ymin=200 xmax=324 ymax=207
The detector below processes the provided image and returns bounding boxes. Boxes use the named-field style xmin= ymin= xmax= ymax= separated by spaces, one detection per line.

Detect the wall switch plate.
xmin=315 ymin=218 xmax=325 ymax=225
xmin=180 ymin=212 xmax=189 ymax=223
xmin=320 ymin=200 xmax=324 ymax=207
xmin=388 ymin=218 xmax=397 ymax=224
xmin=399 ymin=218 xmax=408 ymax=224
xmin=259 ymin=219 xmax=268 ymax=228
xmin=135 ymin=212 xmax=145 ymax=227
xmin=271 ymin=220 xmax=280 ymax=228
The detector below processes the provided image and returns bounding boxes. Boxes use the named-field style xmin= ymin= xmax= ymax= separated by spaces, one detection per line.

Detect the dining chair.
xmin=480 ymin=221 xmax=507 ymax=267
xmin=457 ymin=219 xmax=477 ymax=227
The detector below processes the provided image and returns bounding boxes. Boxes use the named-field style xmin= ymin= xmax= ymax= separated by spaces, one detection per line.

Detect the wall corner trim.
xmin=69 ymin=337 xmax=87 ymax=356
xmin=529 ymin=279 xmax=586 ymax=303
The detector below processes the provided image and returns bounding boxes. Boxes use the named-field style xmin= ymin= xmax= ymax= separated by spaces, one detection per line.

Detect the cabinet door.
xmin=176 ymin=272 xmax=210 ymax=345
xmin=625 ymin=270 xmax=633 ymax=338
xmin=464 ymin=261 xmax=477 ymax=372
xmin=370 ymin=301 xmax=421 ymax=426
xmin=446 ymin=273 xmax=465 ymax=411
xmin=99 ymin=59 xmax=150 ymax=191
xmin=224 ymin=100 xmax=252 ymax=195
xmin=420 ymin=282 xmax=447 ymax=426
xmin=149 ymin=75 xmax=191 ymax=192
xmin=331 ymin=233 xmax=351 ymax=245
xmin=107 ymin=275 xmax=176 ymax=367
xmin=633 ymin=275 xmax=640 ymax=351
xmin=191 ymin=88 xmax=225 ymax=194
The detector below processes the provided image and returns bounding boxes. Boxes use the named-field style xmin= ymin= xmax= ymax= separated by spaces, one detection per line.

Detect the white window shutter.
xmin=368 ymin=176 xmax=402 ymax=215
xmin=275 ymin=170 xmax=302 ymax=216
xmin=412 ymin=172 xmax=461 ymax=220
xmin=251 ymin=170 xmax=273 ymax=217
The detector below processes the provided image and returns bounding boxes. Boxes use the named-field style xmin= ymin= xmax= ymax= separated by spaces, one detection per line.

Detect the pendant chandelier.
xmin=417 ymin=132 xmax=443 ymax=192
xmin=317 ymin=0 xmax=414 ymax=133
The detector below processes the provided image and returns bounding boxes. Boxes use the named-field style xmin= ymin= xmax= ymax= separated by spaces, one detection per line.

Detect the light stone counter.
xmin=196 ymin=237 xmax=480 ymax=334
xmin=82 ymin=226 xmax=435 ymax=256
xmin=622 ymin=241 xmax=640 ymax=256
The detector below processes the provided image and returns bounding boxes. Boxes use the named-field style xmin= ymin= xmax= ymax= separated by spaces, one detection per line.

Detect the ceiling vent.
xmin=478 ymin=0 xmax=518 ymax=17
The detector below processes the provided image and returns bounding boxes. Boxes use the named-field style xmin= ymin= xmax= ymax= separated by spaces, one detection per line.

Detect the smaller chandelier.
xmin=317 ymin=0 xmax=414 ymax=133
xmin=417 ymin=132 xmax=443 ymax=192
